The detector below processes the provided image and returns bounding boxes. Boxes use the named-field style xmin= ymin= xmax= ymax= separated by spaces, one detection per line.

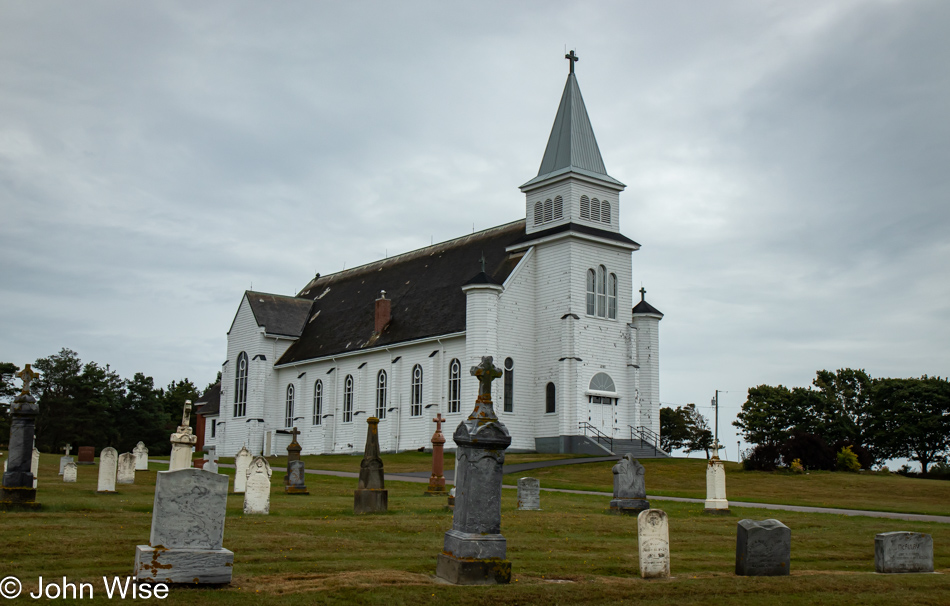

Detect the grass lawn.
xmin=1 ymin=454 xmax=948 ymax=605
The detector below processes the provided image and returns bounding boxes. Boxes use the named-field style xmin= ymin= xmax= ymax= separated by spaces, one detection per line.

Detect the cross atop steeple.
xmin=565 ymin=49 xmax=579 ymax=74
xmin=640 ymin=286 xmax=646 ymax=302
xmin=479 ymin=252 xmax=486 ymax=273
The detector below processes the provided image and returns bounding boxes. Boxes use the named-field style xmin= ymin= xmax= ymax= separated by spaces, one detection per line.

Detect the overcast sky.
xmin=2 ymin=1 xmax=948 ymax=460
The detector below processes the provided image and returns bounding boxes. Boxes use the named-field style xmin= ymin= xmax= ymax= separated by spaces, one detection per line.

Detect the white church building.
xmin=206 ymin=61 xmax=665 ymax=458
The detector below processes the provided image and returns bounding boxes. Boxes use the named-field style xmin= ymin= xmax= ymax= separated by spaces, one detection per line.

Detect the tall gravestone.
xmin=63 ymin=461 xmax=78 ymax=483
xmin=704 ymin=443 xmax=729 ymax=514
xmin=97 ymin=447 xmax=118 ymax=493
xmin=168 ymin=401 xmax=197 ymax=471
xmin=875 ymin=532 xmax=934 ymax=574
xmin=425 ymin=414 xmax=447 ymax=495
xmin=133 ymin=468 xmax=233 ymax=584
xmin=610 ymin=454 xmax=650 ymax=514
xmin=638 ymin=509 xmax=671 ymax=578
xmin=735 ymin=519 xmax=791 ymax=576
xmin=285 ymin=428 xmax=309 ymax=494
xmin=133 ymin=442 xmax=149 ymax=471
xmin=117 ymin=452 xmax=136 ymax=484
xmin=77 ymin=446 xmax=95 ymax=465
xmin=59 ymin=444 xmax=74 ymax=476
xmin=517 ymin=477 xmax=541 ymax=511
xmin=243 ymin=456 xmax=272 ymax=515
xmin=436 ymin=356 xmax=512 ymax=585
xmin=31 ymin=447 xmax=40 ymax=488
xmin=354 ymin=417 xmax=388 ymax=513
xmin=1 ymin=365 xmax=42 ymax=510
xmin=233 ymin=446 xmax=252 ymax=494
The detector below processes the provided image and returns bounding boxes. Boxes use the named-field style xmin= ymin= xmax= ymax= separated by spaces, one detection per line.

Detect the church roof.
xmin=632 ymin=299 xmax=663 ymax=317
xmin=510 ymin=221 xmax=640 ymax=248
xmin=275 ymin=220 xmax=527 ymax=366
xmin=195 ymin=382 xmax=221 ymax=416
xmin=245 ymin=292 xmax=312 ymax=337
xmin=521 ymin=73 xmax=624 ymax=190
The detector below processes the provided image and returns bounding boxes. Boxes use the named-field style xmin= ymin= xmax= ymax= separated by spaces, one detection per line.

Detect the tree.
xmin=682 ymin=403 xmax=714 ymax=457
xmin=118 ymin=373 xmax=170 ymax=455
xmin=869 ymin=376 xmax=950 ymax=474
xmin=733 ymin=385 xmax=800 ymax=446
xmin=812 ymin=368 xmax=874 ymax=451
xmin=660 ymin=403 xmax=713 ymax=456
xmin=160 ymin=379 xmax=200 ymax=432
xmin=0 ymin=362 xmax=19 ymax=444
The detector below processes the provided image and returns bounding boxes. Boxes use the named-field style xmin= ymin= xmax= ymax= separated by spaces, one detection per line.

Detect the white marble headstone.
xmin=117 ymin=452 xmax=136 ymax=484
xmin=243 ymin=456 xmax=272 ymax=515
xmin=149 ymin=468 xmax=228 ymax=549
xmin=133 ymin=441 xmax=149 ymax=471
xmin=234 ymin=446 xmax=252 ymax=494
xmin=32 ymin=447 xmax=40 ymax=488
xmin=97 ymin=447 xmax=118 ymax=493
xmin=638 ymin=509 xmax=671 ymax=579
xmin=517 ymin=477 xmax=541 ymax=510
xmin=63 ymin=461 xmax=78 ymax=483
xmin=705 ymin=458 xmax=729 ymax=511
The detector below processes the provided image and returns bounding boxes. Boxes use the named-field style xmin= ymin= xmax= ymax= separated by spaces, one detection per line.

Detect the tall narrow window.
xmin=503 ymin=357 xmax=514 ymax=413
xmin=608 ymin=273 xmax=617 ymax=319
xmin=211 ymin=421 xmax=216 ymax=438
xmin=543 ymin=198 xmax=553 ymax=222
xmin=534 ymin=201 xmax=543 ymax=225
xmin=546 ymin=382 xmax=556 ymax=413
xmin=313 ymin=380 xmax=323 ymax=425
xmin=376 ymin=370 xmax=388 ymax=419
xmin=586 ymin=269 xmax=596 ymax=315
xmin=285 ymin=384 xmax=295 ymax=428
xmin=581 ymin=195 xmax=591 ymax=219
xmin=343 ymin=375 xmax=354 ymax=423
xmin=553 ymin=195 xmax=563 ymax=219
xmin=596 ymin=265 xmax=607 ymax=317
xmin=448 ymin=359 xmax=461 ymax=413
xmin=411 ymin=364 xmax=423 ymax=416
xmin=591 ymin=198 xmax=601 ymax=222
xmin=601 ymin=200 xmax=611 ymax=224
xmin=233 ymin=351 xmax=248 ymax=417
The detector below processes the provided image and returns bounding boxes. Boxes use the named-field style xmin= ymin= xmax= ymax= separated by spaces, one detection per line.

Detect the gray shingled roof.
xmin=195 ymin=382 xmax=221 ymax=416
xmin=245 ymin=292 xmax=312 ymax=337
xmin=632 ymin=299 xmax=664 ymax=317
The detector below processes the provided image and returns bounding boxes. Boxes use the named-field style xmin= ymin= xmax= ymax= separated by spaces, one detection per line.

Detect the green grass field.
xmin=2 ymin=454 xmax=948 ymax=605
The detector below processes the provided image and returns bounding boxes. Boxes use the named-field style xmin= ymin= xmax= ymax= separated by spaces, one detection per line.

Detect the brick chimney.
xmin=374 ymin=290 xmax=391 ymax=335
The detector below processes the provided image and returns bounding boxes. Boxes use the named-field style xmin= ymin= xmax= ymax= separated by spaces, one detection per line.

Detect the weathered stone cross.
xmin=63 ymin=444 xmax=72 ymax=456
xmin=16 ymin=364 xmax=40 ymax=394
xmin=433 ymin=413 xmax=445 ymax=434
xmin=565 ymin=49 xmax=579 ymax=74
xmin=290 ymin=426 xmax=300 ymax=444
xmin=180 ymin=400 xmax=192 ymax=428
xmin=471 ymin=356 xmax=503 ymax=398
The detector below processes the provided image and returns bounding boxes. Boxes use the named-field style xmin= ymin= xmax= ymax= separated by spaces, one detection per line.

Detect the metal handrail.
xmin=630 ymin=425 xmax=661 ymax=457
xmin=578 ymin=421 xmax=613 ymax=452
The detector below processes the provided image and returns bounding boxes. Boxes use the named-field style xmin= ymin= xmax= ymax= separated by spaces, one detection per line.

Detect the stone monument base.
xmin=425 ymin=486 xmax=446 ymax=496
xmin=0 ymin=486 xmax=41 ymax=510
xmin=704 ymin=499 xmax=730 ymax=515
xmin=134 ymin=545 xmax=233 ymax=584
xmin=610 ymin=498 xmax=650 ymax=514
xmin=436 ymin=554 xmax=511 ymax=585
xmin=285 ymin=486 xmax=309 ymax=495
xmin=354 ymin=489 xmax=387 ymax=513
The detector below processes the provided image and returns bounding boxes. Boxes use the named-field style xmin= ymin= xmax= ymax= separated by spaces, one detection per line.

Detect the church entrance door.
xmin=587 ymin=396 xmax=617 ymax=437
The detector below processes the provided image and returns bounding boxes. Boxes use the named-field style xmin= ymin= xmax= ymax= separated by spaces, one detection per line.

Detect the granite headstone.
xmin=610 ymin=454 xmax=649 ymax=514
xmin=875 ymin=532 xmax=933 ymax=574
xmin=638 ymin=509 xmax=671 ymax=578
xmin=77 ymin=446 xmax=95 ymax=465
xmin=354 ymin=417 xmax=387 ymax=513
xmin=735 ymin=519 xmax=791 ymax=576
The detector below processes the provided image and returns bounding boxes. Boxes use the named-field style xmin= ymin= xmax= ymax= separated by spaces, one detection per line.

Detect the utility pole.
xmin=711 ymin=390 xmax=720 ymax=452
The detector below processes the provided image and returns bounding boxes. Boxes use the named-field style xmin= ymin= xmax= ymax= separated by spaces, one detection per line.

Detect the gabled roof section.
xmin=246 ymin=291 xmax=312 ymax=337
xmin=632 ymin=299 xmax=664 ymax=317
xmin=509 ymin=221 xmax=640 ymax=248
xmin=195 ymin=382 xmax=221 ymax=416
xmin=522 ymin=73 xmax=623 ymax=190
xmin=277 ymin=220 xmax=527 ymax=365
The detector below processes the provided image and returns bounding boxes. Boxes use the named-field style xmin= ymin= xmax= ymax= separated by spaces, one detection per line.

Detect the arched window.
xmin=411 ymin=364 xmax=423 ymax=416
xmin=543 ymin=198 xmax=553 ymax=222
xmin=596 ymin=265 xmax=607 ymax=317
xmin=534 ymin=201 xmax=543 ymax=225
xmin=553 ymin=195 xmax=563 ymax=220
xmin=588 ymin=372 xmax=617 ymax=406
xmin=343 ymin=375 xmax=354 ymax=423
xmin=546 ymin=382 xmax=556 ymax=413
xmin=503 ymin=357 xmax=514 ymax=413
xmin=233 ymin=351 xmax=248 ymax=417
xmin=285 ymin=384 xmax=295 ymax=428
xmin=601 ymin=200 xmax=611 ymax=224
xmin=591 ymin=198 xmax=601 ymax=223
xmin=581 ymin=195 xmax=591 ymax=220
xmin=586 ymin=269 xmax=596 ymax=316
xmin=608 ymin=273 xmax=617 ymax=319
xmin=313 ymin=380 xmax=323 ymax=425
xmin=448 ymin=359 xmax=461 ymax=413
xmin=376 ymin=370 xmax=387 ymax=419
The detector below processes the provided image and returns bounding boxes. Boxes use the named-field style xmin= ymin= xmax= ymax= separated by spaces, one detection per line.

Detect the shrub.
xmin=837 ymin=446 xmax=860 ymax=472
xmin=780 ymin=432 xmax=835 ymax=470
xmin=789 ymin=458 xmax=805 ymax=474
xmin=831 ymin=440 xmax=873 ymax=470
xmin=743 ymin=443 xmax=782 ymax=471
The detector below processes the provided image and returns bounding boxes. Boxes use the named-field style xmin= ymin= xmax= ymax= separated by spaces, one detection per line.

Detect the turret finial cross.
xmin=640 ymin=286 xmax=646 ymax=302
xmin=16 ymin=364 xmax=40 ymax=395
xmin=565 ymin=50 xmax=579 ymax=74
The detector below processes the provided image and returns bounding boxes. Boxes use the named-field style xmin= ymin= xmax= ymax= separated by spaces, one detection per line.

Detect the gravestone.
xmin=243 ymin=456 xmax=272 ymax=515
xmin=202 ymin=448 xmax=218 ymax=474
xmin=117 ymin=452 xmax=136 ymax=484
xmin=610 ymin=454 xmax=649 ymax=514
xmin=447 ymin=487 xmax=456 ymax=512
xmin=77 ymin=446 xmax=95 ymax=465
xmin=168 ymin=401 xmax=197 ymax=471
xmin=97 ymin=447 xmax=118 ymax=493
xmin=354 ymin=417 xmax=387 ymax=513
xmin=133 ymin=468 xmax=233 ymax=584
xmin=1 ymin=364 xmax=42 ymax=510
xmin=735 ymin=519 xmax=791 ymax=576
xmin=133 ymin=442 xmax=149 ymax=471
xmin=517 ymin=477 xmax=541 ymax=511
xmin=436 ymin=356 xmax=512 ymax=585
xmin=233 ymin=446 xmax=252 ymax=494
xmin=285 ymin=428 xmax=308 ymax=494
xmin=59 ymin=444 xmax=74 ymax=476
xmin=425 ymin=414 xmax=447 ymax=495
xmin=705 ymin=443 xmax=729 ymax=514
xmin=638 ymin=509 xmax=671 ymax=578
xmin=31 ymin=447 xmax=40 ymax=488
xmin=63 ymin=462 xmax=78 ymax=483
xmin=875 ymin=532 xmax=933 ymax=574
